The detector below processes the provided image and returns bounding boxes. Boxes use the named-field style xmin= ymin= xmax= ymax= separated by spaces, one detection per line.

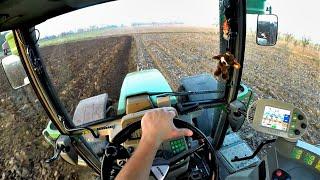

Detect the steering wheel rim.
xmin=101 ymin=118 xmax=218 ymax=179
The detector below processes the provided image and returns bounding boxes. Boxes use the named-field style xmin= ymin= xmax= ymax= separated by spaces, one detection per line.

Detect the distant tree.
xmin=301 ymin=37 xmax=311 ymax=49
xmin=59 ymin=31 xmax=74 ymax=37
xmin=89 ymin=25 xmax=98 ymax=31
xmin=284 ymin=33 xmax=294 ymax=45
xmin=77 ymin=28 xmax=85 ymax=33
xmin=41 ymin=35 xmax=57 ymax=40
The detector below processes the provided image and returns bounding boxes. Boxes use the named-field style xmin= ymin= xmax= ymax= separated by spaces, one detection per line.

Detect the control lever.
xmin=231 ymin=139 xmax=276 ymax=162
xmin=45 ymin=135 xmax=75 ymax=164
xmin=46 ymin=144 xmax=65 ymax=163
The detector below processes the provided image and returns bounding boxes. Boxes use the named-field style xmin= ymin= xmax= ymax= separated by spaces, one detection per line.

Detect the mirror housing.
xmin=256 ymin=14 xmax=278 ymax=46
xmin=5 ymin=32 xmax=19 ymax=56
xmin=1 ymin=55 xmax=30 ymax=89
xmin=247 ymin=0 xmax=266 ymax=14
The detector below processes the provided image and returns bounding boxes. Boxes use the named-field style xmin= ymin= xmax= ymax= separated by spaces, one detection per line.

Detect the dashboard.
xmin=227 ymin=99 xmax=319 ymax=180
xmin=290 ymin=140 xmax=320 ymax=173
xmin=250 ymin=99 xmax=319 ymax=179
xmin=265 ymin=137 xmax=320 ymax=180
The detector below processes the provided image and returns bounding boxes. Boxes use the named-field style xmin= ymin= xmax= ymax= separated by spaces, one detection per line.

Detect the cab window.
xmin=36 ymin=0 xmax=221 ymax=118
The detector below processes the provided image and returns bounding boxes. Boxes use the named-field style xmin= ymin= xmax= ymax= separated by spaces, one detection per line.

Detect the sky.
xmin=247 ymin=0 xmax=319 ymax=43
xmin=36 ymin=0 xmax=319 ymax=43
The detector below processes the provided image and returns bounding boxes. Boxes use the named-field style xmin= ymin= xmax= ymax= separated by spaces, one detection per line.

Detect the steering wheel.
xmin=101 ymin=118 xmax=218 ymax=180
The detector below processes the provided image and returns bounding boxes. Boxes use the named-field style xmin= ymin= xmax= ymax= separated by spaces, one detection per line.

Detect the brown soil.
xmin=0 ymin=27 xmax=319 ymax=179
xmin=41 ymin=36 xmax=135 ymax=113
xmin=0 ymin=36 xmax=135 ymax=179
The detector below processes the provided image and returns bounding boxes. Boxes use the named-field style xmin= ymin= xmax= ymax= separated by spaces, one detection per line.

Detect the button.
xmin=173 ymin=141 xmax=178 ymax=145
xmin=297 ymin=114 xmax=304 ymax=120
xmin=301 ymin=123 xmax=307 ymax=129
xmin=276 ymin=170 xmax=283 ymax=177
xmin=294 ymin=129 xmax=301 ymax=135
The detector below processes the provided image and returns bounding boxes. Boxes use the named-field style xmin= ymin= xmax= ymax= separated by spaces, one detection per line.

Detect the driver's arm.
xmin=115 ymin=108 xmax=193 ymax=180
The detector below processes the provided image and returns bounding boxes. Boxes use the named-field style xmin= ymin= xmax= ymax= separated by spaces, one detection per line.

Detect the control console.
xmin=252 ymin=99 xmax=307 ymax=141
xmin=225 ymin=99 xmax=319 ymax=180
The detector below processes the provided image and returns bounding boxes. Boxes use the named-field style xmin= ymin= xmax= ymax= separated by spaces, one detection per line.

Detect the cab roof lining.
xmin=0 ymin=0 xmax=114 ymax=31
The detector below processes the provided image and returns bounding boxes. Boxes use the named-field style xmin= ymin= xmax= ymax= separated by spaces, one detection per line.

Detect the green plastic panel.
xmin=237 ymin=83 xmax=251 ymax=101
xmin=247 ymin=0 xmax=266 ymax=14
xmin=117 ymin=69 xmax=177 ymax=115
xmin=5 ymin=32 xmax=18 ymax=55
xmin=42 ymin=121 xmax=60 ymax=145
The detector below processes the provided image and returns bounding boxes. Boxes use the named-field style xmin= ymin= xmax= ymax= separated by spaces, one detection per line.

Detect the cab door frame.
xmin=12 ymin=27 xmax=102 ymax=173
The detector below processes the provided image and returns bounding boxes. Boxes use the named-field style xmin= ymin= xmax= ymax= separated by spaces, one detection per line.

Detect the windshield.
xmin=36 ymin=0 xmax=221 ymax=118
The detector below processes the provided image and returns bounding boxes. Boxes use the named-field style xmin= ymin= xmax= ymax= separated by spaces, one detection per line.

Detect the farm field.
xmin=0 ymin=27 xmax=319 ymax=179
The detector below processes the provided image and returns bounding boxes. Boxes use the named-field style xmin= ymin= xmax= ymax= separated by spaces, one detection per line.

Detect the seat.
xmin=73 ymin=93 xmax=109 ymax=155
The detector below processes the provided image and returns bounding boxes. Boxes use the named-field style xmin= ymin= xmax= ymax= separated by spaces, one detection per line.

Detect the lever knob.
xmin=45 ymin=145 xmax=64 ymax=163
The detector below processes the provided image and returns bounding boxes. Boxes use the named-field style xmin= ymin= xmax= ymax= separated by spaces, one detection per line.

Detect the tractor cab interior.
xmin=0 ymin=0 xmax=319 ymax=179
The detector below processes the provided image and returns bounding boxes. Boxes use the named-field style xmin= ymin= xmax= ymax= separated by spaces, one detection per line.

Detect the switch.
xmin=276 ymin=169 xmax=282 ymax=177
xmin=272 ymin=169 xmax=291 ymax=180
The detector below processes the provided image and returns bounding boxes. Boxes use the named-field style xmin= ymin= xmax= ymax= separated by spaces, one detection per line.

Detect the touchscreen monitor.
xmin=261 ymin=106 xmax=290 ymax=131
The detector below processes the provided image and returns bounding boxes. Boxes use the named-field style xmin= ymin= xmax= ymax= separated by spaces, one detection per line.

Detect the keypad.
xmin=170 ymin=138 xmax=186 ymax=154
xmin=288 ymin=110 xmax=307 ymax=138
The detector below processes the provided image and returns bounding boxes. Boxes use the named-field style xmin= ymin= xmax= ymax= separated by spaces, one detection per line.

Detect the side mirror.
xmin=1 ymin=55 xmax=30 ymax=89
xmin=256 ymin=14 xmax=278 ymax=46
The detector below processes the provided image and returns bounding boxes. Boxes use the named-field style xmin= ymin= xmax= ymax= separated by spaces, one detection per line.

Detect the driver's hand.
xmin=141 ymin=108 xmax=193 ymax=147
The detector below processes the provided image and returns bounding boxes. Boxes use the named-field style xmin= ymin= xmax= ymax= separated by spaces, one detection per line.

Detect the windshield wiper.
xmin=149 ymin=90 xmax=225 ymax=97
xmin=177 ymin=98 xmax=227 ymax=114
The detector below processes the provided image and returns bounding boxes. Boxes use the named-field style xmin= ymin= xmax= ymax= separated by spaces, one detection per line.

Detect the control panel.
xmin=265 ymin=138 xmax=320 ymax=179
xmin=289 ymin=140 xmax=320 ymax=173
xmin=252 ymin=99 xmax=307 ymax=141
xmin=168 ymin=138 xmax=187 ymax=155
xmin=156 ymin=137 xmax=188 ymax=159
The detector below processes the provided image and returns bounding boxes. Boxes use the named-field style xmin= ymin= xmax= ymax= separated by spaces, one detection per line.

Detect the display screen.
xmin=261 ymin=106 xmax=291 ymax=131
xmin=291 ymin=147 xmax=303 ymax=160
xmin=303 ymin=152 xmax=316 ymax=165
